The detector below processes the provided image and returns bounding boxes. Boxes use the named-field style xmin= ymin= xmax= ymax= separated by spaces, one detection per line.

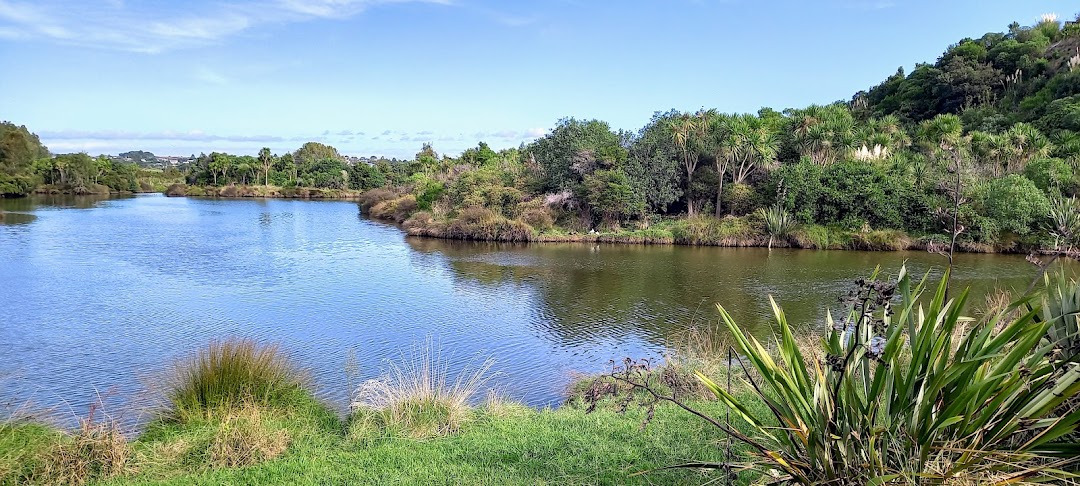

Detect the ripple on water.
xmin=0 ymin=194 xmax=1050 ymax=428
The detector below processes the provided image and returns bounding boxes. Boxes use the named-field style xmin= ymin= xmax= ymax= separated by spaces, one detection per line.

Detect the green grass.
xmin=165 ymin=339 xmax=309 ymax=422
xmin=90 ymin=398 xmax=754 ymax=486
xmin=0 ymin=421 xmax=61 ymax=484
xmin=3 ymin=393 xmax=766 ymax=485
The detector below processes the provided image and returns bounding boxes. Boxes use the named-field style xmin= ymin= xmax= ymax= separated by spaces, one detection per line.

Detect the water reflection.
xmin=0 ymin=194 xmax=1060 ymax=429
xmin=0 ymin=211 xmax=36 ymax=225
xmin=403 ymin=237 xmax=1042 ymax=351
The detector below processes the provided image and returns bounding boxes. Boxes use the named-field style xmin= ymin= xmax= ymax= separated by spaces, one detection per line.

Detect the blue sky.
xmin=0 ymin=0 xmax=1075 ymax=158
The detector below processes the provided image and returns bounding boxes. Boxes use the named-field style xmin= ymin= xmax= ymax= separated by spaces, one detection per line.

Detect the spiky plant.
xmin=758 ymin=204 xmax=797 ymax=249
xmin=696 ymin=267 xmax=1080 ymax=485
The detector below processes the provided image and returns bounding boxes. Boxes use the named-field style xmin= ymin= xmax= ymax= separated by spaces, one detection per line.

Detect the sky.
xmin=0 ymin=0 xmax=1076 ymax=159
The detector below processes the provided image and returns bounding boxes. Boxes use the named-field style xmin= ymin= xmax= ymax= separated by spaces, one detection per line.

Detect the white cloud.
xmin=38 ymin=129 xmax=287 ymax=143
xmin=0 ymin=0 xmax=452 ymax=53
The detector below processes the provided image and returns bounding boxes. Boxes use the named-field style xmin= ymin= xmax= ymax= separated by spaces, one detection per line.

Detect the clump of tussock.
xmin=203 ymin=402 xmax=290 ymax=469
xmin=350 ymin=342 xmax=495 ymax=439
xmin=368 ymin=195 xmax=418 ymax=222
xmin=165 ymin=339 xmax=309 ymax=421
xmin=25 ymin=417 xmax=131 ymax=485
xmin=670 ymin=215 xmax=763 ymax=246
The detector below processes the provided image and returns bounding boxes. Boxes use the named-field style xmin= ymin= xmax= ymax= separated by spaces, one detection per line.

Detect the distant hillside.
xmin=854 ymin=14 xmax=1080 ymax=146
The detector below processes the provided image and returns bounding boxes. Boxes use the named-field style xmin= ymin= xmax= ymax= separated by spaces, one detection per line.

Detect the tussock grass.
xmin=350 ymin=342 xmax=495 ymax=439
xmin=165 ymin=339 xmax=309 ymax=422
xmin=40 ymin=418 xmax=130 ymax=485
xmin=204 ymin=403 xmax=290 ymax=469
xmin=670 ymin=215 xmax=763 ymax=246
xmin=1 ymin=418 xmax=132 ymax=486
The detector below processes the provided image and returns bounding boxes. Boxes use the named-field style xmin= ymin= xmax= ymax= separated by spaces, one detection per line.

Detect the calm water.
xmin=0 ymin=194 xmax=1042 ymax=425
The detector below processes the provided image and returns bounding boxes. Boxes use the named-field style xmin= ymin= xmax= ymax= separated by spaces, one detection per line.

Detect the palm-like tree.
xmin=258 ymin=147 xmax=274 ymax=186
xmin=667 ymin=113 xmax=701 ymax=216
xmin=734 ymin=115 xmax=779 ymax=184
xmin=918 ymin=114 xmax=968 ymax=285
xmin=708 ymin=112 xmax=735 ymax=217
xmin=1005 ymin=123 xmax=1053 ymax=173
xmin=791 ymin=104 xmax=855 ymax=165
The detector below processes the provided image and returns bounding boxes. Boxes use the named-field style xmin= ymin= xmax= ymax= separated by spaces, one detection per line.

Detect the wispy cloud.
xmin=0 ymin=0 xmax=453 ymax=53
xmin=39 ymin=129 xmax=286 ymax=143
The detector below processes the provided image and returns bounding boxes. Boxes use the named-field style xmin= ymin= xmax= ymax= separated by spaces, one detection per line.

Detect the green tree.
xmin=625 ymin=111 xmax=682 ymax=214
xmin=258 ymin=148 xmax=274 ymax=186
xmin=583 ymin=168 xmax=645 ymax=227
xmin=294 ymin=142 xmax=342 ymax=168
xmin=977 ymin=174 xmax=1050 ymax=236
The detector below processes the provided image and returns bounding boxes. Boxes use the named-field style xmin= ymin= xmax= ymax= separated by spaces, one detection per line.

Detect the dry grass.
xmin=30 ymin=418 xmax=131 ymax=485
xmin=350 ymin=340 xmax=495 ymax=439
xmin=204 ymin=403 xmax=290 ymax=469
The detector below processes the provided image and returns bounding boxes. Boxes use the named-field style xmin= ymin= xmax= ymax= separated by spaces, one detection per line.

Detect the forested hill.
xmin=5 ymin=15 xmax=1080 ymax=254
xmin=855 ymin=15 xmax=1080 ymax=141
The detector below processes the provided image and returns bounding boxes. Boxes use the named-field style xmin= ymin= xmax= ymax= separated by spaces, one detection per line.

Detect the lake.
xmin=0 ymin=194 xmax=1042 ymax=426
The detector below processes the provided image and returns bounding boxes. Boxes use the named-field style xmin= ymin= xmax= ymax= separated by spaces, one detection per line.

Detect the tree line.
xmin=5 ymin=16 xmax=1080 ymax=250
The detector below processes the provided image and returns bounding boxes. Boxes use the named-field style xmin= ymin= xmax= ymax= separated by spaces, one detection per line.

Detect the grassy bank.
xmin=164 ymin=184 xmax=364 ymax=199
xmin=0 ymin=338 xmax=756 ymax=486
xmin=2 ymin=398 xmax=744 ymax=485
xmin=360 ymin=189 xmax=1025 ymax=253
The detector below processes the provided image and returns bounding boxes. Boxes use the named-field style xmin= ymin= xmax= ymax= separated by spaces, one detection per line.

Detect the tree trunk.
xmin=715 ymin=170 xmax=724 ymax=218
xmin=686 ymin=169 xmax=695 ymax=217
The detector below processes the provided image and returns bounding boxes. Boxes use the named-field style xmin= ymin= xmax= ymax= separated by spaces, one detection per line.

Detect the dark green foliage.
xmin=447 ymin=167 xmax=522 ymax=217
xmin=976 ymin=174 xmax=1050 ymax=236
xmin=583 ymin=168 xmax=645 ymax=226
xmin=349 ymin=163 xmax=386 ymax=191
xmin=1024 ymin=157 xmax=1074 ymax=194
xmin=771 ymin=160 xmax=924 ymax=230
xmin=0 ymin=122 xmax=48 ymax=196
xmin=525 ymin=118 xmax=628 ymax=193
xmin=624 ymin=111 xmax=682 ymax=213
xmin=721 ymin=183 xmax=758 ymax=216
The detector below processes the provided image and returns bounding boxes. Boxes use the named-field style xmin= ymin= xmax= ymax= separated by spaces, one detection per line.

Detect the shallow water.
xmin=0 ymin=194 xmax=1044 ymax=426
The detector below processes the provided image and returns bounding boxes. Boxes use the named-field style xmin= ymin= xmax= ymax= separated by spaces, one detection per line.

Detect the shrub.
xmin=358 ymin=188 xmax=397 ymax=212
xmin=350 ymin=341 xmax=494 ymax=439
xmin=164 ymin=183 xmax=188 ymax=197
xmin=445 ymin=207 xmax=534 ymax=241
xmin=977 ymin=175 xmax=1050 ymax=236
xmin=722 ymin=183 xmax=758 ymax=216
xmin=369 ymin=195 xmax=418 ymax=223
xmin=757 ymin=204 xmax=797 ymax=248
xmin=166 ymin=339 xmax=309 ymax=421
xmin=1024 ymin=157 xmax=1074 ymax=193
xmin=518 ymin=201 xmax=554 ymax=233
